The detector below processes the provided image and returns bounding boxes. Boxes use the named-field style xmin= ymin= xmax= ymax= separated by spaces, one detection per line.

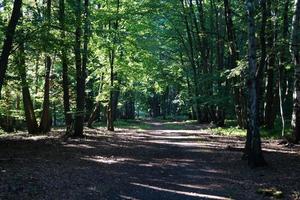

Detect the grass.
xmin=210 ymin=119 xmax=292 ymax=139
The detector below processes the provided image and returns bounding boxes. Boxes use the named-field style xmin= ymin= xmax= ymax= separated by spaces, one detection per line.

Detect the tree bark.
xmin=107 ymin=0 xmax=120 ymax=131
xmin=245 ymin=0 xmax=266 ymax=167
xmin=39 ymin=0 xmax=52 ymax=133
xmin=264 ymin=0 xmax=276 ymax=129
xmin=74 ymin=0 xmax=85 ymax=137
xmin=0 ymin=0 xmax=22 ymax=97
xmin=291 ymin=0 xmax=300 ymax=143
xmin=17 ymin=34 xmax=39 ymax=135
xmin=59 ymin=0 xmax=72 ymax=130
xmin=224 ymin=0 xmax=246 ymax=128
xmin=257 ymin=0 xmax=267 ymax=125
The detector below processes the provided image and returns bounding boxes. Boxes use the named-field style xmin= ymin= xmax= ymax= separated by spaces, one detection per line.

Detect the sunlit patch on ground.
xmin=0 ymin=120 xmax=299 ymax=199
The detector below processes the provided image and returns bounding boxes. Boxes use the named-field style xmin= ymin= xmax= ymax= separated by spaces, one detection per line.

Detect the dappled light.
xmin=0 ymin=0 xmax=300 ymax=198
xmin=1 ymin=121 xmax=300 ymax=199
xmin=131 ymin=183 xmax=232 ymax=200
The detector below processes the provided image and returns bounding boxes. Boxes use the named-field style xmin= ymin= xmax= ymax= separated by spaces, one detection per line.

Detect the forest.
xmin=0 ymin=0 xmax=300 ymax=199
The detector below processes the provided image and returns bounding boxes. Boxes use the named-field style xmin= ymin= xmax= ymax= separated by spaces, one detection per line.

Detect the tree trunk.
xmin=257 ymin=0 xmax=267 ymax=125
xmin=264 ymin=0 xmax=276 ymax=129
xmin=17 ymin=35 xmax=39 ymax=135
xmin=279 ymin=0 xmax=290 ymax=136
xmin=291 ymin=0 xmax=300 ymax=143
xmin=73 ymin=0 xmax=86 ymax=137
xmin=245 ymin=0 xmax=266 ymax=167
xmin=39 ymin=0 xmax=52 ymax=133
xmin=107 ymin=0 xmax=120 ymax=131
xmin=224 ymin=0 xmax=246 ymax=128
xmin=87 ymin=102 xmax=100 ymax=128
xmin=39 ymin=56 xmax=52 ymax=133
xmin=0 ymin=0 xmax=22 ymax=97
xmin=180 ymin=0 xmax=201 ymax=123
xmin=59 ymin=0 xmax=72 ymax=130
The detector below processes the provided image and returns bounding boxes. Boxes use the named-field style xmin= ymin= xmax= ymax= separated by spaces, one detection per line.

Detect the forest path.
xmin=0 ymin=120 xmax=300 ymax=199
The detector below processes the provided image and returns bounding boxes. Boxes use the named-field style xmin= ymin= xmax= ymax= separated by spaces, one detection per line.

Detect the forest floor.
xmin=0 ymin=120 xmax=300 ymax=200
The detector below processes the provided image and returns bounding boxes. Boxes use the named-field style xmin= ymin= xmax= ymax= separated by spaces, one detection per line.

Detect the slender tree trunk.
xmin=40 ymin=0 xmax=52 ymax=133
xmin=279 ymin=0 xmax=290 ymax=136
xmin=87 ymin=102 xmax=100 ymax=128
xmin=107 ymin=0 xmax=120 ymax=131
xmin=180 ymin=0 xmax=201 ymax=123
xmin=245 ymin=0 xmax=266 ymax=167
xmin=39 ymin=56 xmax=52 ymax=133
xmin=0 ymin=0 xmax=22 ymax=97
xmin=224 ymin=0 xmax=246 ymax=128
xmin=257 ymin=0 xmax=267 ymax=125
xmin=107 ymin=48 xmax=115 ymax=131
xmin=17 ymin=33 xmax=39 ymax=135
xmin=87 ymin=73 xmax=104 ymax=128
xmin=291 ymin=0 xmax=300 ymax=143
xmin=59 ymin=0 xmax=71 ymax=130
xmin=74 ymin=0 xmax=85 ymax=137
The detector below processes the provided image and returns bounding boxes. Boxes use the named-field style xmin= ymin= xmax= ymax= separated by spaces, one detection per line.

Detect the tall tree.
xmin=0 ymin=0 xmax=22 ymax=97
xmin=291 ymin=0 xmax=300 ymax=143
xmin=245 ymin=0 xmax=266 ymax=167
xmin=39 ymin=0 xmax=52 ymax=133
xmin=73 ymin=0 xmax=89 ymax=137
xmin=107 ymin=0 xmax=121 ymax=131
xmin=17 ymin=27 xmax=39 ymax=135
xmin=59 ymin=0 xmax=72 ymax=131
xmin=224 ymin=0 xmax=246 ymax=128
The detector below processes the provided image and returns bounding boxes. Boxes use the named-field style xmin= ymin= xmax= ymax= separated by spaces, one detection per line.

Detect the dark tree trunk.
xmin=39 ymin=56 xmax=52 ymax=133
xmin=107 ymin=49 xmax=115 ymax=131
xmin=107 ymin=0 xmax=120 ymax=131
xmin=59 ymin=0 xmax=72 ymax=130
xmin=17 ymin=35 xmax=39 ymax=135
xmin=278 ymin=0 xmax=290 ymax=136
xmin=245 ymin=0 xmax=266 ymax=167
xmin=87 ymin=73 xmax=104 ymax=128
xmin=257 ymin=0 xmax=267 ymax=125
xmin=180 ymin=0 xmax=201 ymax=123
xmin=264 ymin=0 xmax=276 ymax=129
xmin=291 ymin=0 xmax=300 ymax=143
xmin=39 ymin=0 xmax=52 ymax=133
xmin=73 ymin=0 xmax=87 ymax=137
xmin=0 ymin=0 xmax=22 ymax=97
xmin=87 ymin=102 xmax=100 ymax=128
xmin=224 ymin=0 xmax=246 ymax=128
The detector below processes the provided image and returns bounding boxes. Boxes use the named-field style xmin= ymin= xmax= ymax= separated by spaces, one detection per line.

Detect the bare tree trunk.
xmin=59 ymin=0 xmax=71 ymax=130
xmin=257 ymin=0 xmax=267 ymax=125
xmin=40 ymin=0 xmax=52 ymax=133
xmin=224 ymin=0 xmax=246 ymax=128
xmin=180 ymin=0 xmax=201 ymax=123
xmin=245 ymin=0 xmax=266 ymax=167
xmin=73 ymin=0 xmax=86 ymax=137
xmin=17 ymin=34 xmax=39 ymax=135
xmin=279 ymin=0 xmax=290 ymax=136
xmin=0 ymin=0 xmax=22 ymax=97
xmin=107 ymin=0 xmax=120 ymax=131
xmin=291 ymin=0 xmax=300 ymax=143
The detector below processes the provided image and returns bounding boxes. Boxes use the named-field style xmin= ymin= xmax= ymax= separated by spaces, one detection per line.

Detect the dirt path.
xmin=0 ymin=121 xmax=300 ymax=200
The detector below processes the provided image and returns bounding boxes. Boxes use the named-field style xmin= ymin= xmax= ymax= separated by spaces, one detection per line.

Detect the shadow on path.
xmin=0 ymin=121 xmax=299 ymax=199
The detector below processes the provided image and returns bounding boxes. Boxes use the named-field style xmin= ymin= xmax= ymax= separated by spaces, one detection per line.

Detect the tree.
xmin=74 ymin=0 xmax=85 ymax=137
xmin=59 ymin=0 xmax=72 ymax=131
xmin=39 ymin=0 xmax=52 ymax=133
xmin=245 ymin=0 xmax=266 ymax=167
xmin=291 ymin=0 xmax=300 ymax=143
xmin=0 ymin=0 xmax=22 ymax=97
xmin=17 ymin=29 xmax=39 ymax=135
